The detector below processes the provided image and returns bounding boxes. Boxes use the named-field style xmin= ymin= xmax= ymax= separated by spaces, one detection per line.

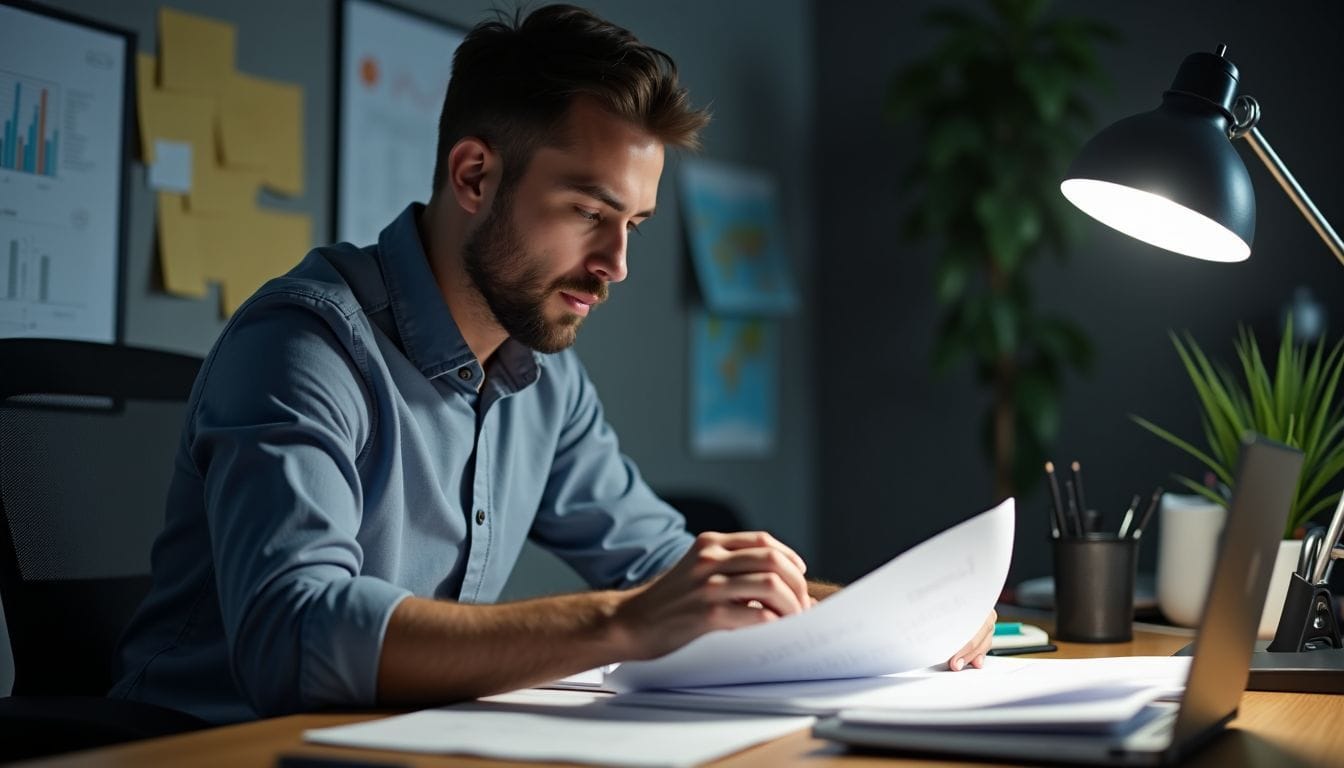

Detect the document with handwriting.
xmin=606 ymin=498 xmax=1015 ymax=692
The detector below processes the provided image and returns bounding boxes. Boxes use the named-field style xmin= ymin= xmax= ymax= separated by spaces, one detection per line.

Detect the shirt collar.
xmin=376 ymin=203 xmax=544 ymax=387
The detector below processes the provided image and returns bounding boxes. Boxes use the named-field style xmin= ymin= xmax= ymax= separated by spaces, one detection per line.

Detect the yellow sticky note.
xmin=219 ymin=72 xmax=304 ymax=196
xmin=201 ymin=207 xmax=311 ymax=316
xmin=187 ymin=165 xmax=261 ymax=216
xmin=158 ymin=7 xmax=236 ymax=96
xmin=156 ymin=192 xmax=209 ymax=298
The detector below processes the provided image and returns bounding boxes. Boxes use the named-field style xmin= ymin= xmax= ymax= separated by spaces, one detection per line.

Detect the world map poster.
xmin=690 ymin=311 xmax=777 ymax=457
xmin=679 ymin=158 xmax=796 ymax=315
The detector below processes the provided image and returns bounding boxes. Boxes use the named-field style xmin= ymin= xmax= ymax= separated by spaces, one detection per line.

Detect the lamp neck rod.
xmin=1238 ymin=126 xmax=1344 ymax=269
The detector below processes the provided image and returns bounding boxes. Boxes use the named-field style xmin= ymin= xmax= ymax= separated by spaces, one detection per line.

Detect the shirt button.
xmin=458 ymin=368 xmax=473 ymax=381
xmin=475 ymin=508 xmax=486 ymax=525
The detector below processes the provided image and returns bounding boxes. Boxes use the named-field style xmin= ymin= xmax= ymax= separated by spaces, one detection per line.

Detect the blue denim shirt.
xmin=110 ymin=204 xmax=693 ymax=723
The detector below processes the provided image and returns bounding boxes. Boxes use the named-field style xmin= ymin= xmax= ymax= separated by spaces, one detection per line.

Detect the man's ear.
xmin=446 ymin=137 xmax=498 ymax=216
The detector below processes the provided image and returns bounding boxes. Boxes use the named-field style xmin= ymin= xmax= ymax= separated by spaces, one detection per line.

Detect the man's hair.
xmin=430 ymin=4 xmax=710 ymax=196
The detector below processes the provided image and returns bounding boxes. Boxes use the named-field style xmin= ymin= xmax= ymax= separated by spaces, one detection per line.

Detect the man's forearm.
xmin=377 ymin=532 xmax=826 ymax=706
xmin=376 ymin=591 xmax=631 ymax=706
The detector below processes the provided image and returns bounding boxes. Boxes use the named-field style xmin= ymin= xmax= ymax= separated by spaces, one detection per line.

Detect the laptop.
xmin=813 ymin=434 xmax=1302 ymax=766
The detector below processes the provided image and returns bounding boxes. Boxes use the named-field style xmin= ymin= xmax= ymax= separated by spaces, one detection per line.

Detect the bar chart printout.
xmin=0 ymin=73 xmax=60 ymax=177
xmin=6 ymin=236 xmax=53 ymax=303
xmin=0 ymin=3 xmax=127 ymax=342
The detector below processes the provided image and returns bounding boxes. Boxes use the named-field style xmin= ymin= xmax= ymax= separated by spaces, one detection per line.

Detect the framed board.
xmin=335 ymin=0 xmax=464 ymax=248
xmin=0 ymin=0 xmax=131 ymax=342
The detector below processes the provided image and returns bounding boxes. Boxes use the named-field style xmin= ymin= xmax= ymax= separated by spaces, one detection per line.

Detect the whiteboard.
xmin=0 ymin=2 xmax=128 ymax=342
xmin=336 ymin=0 xmax=464 ymax=248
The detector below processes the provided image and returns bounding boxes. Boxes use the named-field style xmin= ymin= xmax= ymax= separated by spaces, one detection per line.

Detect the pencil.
xmin=1044 ymin=462 xmax=1067 ymax=537
xmin=1065 ymin=478 xmax=1084 ymax=536
xmin=1071 ymin=460 xmax=1089 ymax=515
xmin=1118 ymin=493 xmax=1141 ymax=538
xmin=1131 ymin=486 xmax=1164 ymax=540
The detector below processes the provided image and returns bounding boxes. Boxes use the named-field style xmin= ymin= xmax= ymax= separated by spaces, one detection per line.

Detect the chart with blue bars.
xmin=0 ymin=72 xmax=60 ymax=178
xmin=6 ymin=236 xmax=51 ymax=304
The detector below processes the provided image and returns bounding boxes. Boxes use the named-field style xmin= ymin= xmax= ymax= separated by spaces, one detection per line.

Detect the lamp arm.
xmin=1237 ymin=125 xmax=1344 ymax=269
xmin=1311 ymin=492 xmax=1344 ymax=584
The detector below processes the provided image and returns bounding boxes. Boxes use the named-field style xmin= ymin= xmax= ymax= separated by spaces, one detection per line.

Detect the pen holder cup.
xmin=1053 ymin=534 xmax=1138 ymax=643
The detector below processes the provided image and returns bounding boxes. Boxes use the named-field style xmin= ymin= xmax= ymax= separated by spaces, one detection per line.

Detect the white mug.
xmin=1157 ymin=492 xmax=1302 ymax=638
xmin=1156 ymin=493 xmax=1226 ymax=628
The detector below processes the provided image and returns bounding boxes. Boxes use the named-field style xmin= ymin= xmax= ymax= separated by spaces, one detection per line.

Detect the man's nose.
xmin=588 ymin=227 xmax=629 ymax=284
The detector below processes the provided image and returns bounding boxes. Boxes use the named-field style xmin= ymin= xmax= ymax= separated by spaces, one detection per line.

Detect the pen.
xmin=1071 ymin=460 xmax=1089 ymax=517
xmin=1064 ymin=478 xmax=1084 ymax=537
xmin=1130 ymin=486 xmax=1164 ymax=540
xmin=1044 ymin=462 xmax=1067 ymax=538
xmin=1117 ymin=493 xmax=1141 ymax=538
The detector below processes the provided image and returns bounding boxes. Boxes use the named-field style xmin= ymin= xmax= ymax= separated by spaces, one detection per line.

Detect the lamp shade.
xmin=1061 ymin=51 xmax=1255 ymax=262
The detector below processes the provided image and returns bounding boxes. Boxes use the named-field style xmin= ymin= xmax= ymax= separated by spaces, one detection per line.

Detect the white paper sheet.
xmin=606 ymin=499 xmax=1015 ymax=691
xmin=304 ymin=689 xmax=813 ymax=768
xmin=539 ymin=666 xmax=614 ymax=691
xmin=609 ymin=655 xmax=1191 ymax=716
xmin=836 ymin=685 xmax=1169 ymax=733
xmin=148 ymin=138 xmax=192 ymax=192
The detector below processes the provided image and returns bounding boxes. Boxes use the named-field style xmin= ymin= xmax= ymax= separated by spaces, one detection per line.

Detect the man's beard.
xmin=462 ymin=191 xmax=608 ymax=354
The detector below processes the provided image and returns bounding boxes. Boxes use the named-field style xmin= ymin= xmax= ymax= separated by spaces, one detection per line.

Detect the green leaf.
xmin=934 ymin=256 xmax=970 ymax=305
xmin=1016 ymin=61 xmax=1069 ymax=122
xmin=1017 ymin=368 xmax=1061 ymax=444
xmin=927 ymin=117 xmax=985 ymax=169
xmin=1131 ymin=415 xmax=1235 ymax=487
xmin=1171 ymin=475 xmax=1228 ymax=509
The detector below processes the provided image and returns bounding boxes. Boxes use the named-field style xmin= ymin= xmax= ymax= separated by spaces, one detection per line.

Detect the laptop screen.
xmin=1170 ymin=436 xmax=1302 ymax=751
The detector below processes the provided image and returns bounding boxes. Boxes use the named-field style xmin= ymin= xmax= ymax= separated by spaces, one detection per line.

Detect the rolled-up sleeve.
xmin=189 ymin=293 xmax=410 ymax=716
xmin=531 ymin=356 xmax=694 ymax=589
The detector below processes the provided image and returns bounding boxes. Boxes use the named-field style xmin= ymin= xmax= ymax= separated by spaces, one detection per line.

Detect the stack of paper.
xmin=609 ymin=656 xmax=1190 ymax=719
xmin=305 ymin=689 xmax=812 ymax=768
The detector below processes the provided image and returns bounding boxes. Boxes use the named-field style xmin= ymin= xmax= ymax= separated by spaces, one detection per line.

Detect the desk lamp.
xmin=1059 ymin=44 xmax=1344 ymax=693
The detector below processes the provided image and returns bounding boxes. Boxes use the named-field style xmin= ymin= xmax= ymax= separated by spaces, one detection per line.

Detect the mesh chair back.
xmin=0 ymin=340 xmax=200 ymax=696
xmin=660 ymin=494 xmax=746 ymax=535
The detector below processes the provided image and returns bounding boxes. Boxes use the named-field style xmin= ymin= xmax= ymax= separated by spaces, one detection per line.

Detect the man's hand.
xmin=613 ymin=531 xmax=811 ymax=660
xmin=947 ymin=609 xmax=997 ymax=671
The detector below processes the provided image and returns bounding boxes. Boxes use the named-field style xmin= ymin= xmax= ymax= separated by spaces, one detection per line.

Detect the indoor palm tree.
xmin=885 ymin=0 xmax=1115 ymax=499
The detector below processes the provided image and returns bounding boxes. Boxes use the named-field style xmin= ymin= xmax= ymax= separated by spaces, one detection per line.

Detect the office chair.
xmin=0 ymin=339 xmax=210 ymax=760
xmin=659 ymin=493 xmax=746 ymax=535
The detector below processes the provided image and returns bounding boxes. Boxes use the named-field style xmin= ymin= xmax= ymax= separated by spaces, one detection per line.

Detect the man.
xmin=112 ymin=5 xmax=994 ymax=723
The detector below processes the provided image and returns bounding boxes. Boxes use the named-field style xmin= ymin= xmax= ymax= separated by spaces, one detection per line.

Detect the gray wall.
xmin=23 ymin=0 xmax=820 ymax=602
xmin=815 ymin=1 xmax=1344 ymax=585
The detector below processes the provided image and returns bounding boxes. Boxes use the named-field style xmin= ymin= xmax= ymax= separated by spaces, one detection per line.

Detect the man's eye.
xmin=577 ymin=208 xmax=601 ymax=223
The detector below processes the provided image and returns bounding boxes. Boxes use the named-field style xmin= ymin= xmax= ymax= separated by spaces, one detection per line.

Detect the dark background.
xmin=816 ymin=0 xmax=1344 ymax=585
xmin=12 ymin=0 xmax=1344 ymax=595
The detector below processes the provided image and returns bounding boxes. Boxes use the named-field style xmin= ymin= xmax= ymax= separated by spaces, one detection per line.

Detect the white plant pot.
xmin=1259 ymin=539 xmax=1304 ymax=640
xmin=1157 ymin=493 xmax=1303 ymax=639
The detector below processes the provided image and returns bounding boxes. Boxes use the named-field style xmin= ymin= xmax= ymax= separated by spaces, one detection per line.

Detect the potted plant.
xmin=884 ymin=0 xmax=1114 ymax=499
xmin=1132 ymin=322 xmax=1344 ymax=635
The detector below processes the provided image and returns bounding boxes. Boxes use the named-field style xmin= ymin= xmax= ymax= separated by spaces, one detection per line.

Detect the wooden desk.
xmin=17 ymin=629 xmax=1344 ymax=768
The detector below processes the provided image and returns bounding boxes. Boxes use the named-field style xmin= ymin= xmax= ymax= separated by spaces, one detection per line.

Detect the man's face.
xmin=462 ymin=100 xmax=664 ymax=353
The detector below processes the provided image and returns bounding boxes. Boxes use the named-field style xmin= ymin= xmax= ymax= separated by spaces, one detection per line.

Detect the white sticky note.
xmin=148 ymin=138 xmax=193 ymax=192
